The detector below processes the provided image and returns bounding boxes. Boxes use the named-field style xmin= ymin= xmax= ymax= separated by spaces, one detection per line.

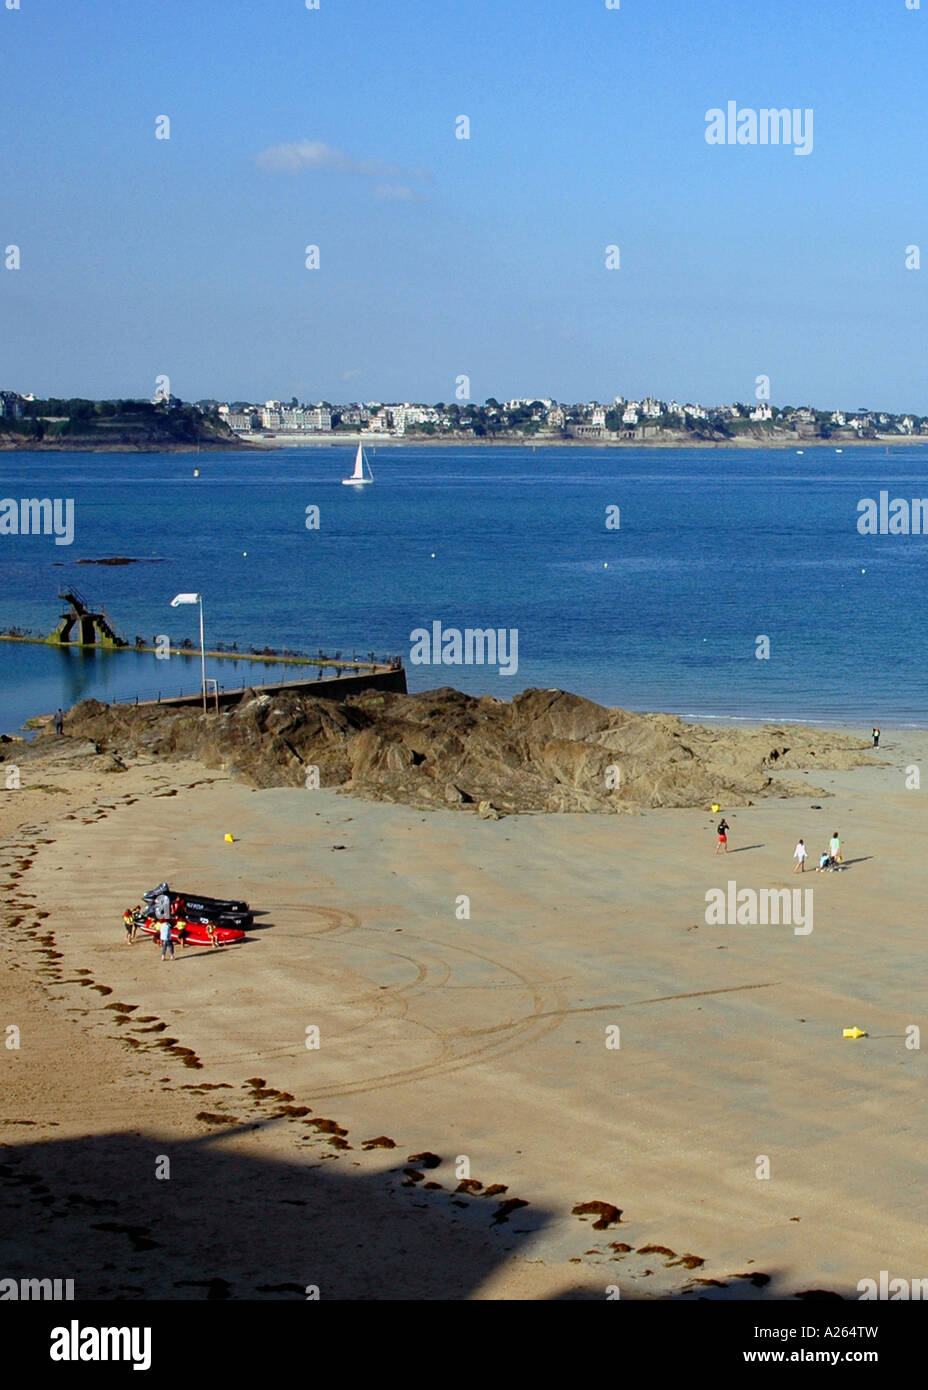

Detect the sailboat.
xmin=342 ymin=443 xmax=373 ymax=486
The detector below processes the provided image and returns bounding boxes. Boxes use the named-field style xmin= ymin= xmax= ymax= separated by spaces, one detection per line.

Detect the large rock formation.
xmin=56 ymin=686 xmax=874 ymax=815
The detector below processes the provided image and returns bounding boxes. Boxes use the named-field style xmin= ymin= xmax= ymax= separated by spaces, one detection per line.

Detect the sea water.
xmin=1 ymin=444 xmax=927 ymax=733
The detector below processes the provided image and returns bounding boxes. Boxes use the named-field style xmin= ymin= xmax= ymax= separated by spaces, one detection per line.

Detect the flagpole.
xmin=170 ymin=593 xmax=208 ymax=714
xmin=199 ymin=597 xmax=206 ymax=713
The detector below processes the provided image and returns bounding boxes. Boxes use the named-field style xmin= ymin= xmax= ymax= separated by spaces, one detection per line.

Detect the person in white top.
xmin=793 ymin=839 xmax=807 ymax=873
xmin=829 ymin=832 xmax=841 ymax=861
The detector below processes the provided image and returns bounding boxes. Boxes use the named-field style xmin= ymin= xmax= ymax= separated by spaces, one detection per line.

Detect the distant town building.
xmin=0 ymin=390 xmax=25 ymax=418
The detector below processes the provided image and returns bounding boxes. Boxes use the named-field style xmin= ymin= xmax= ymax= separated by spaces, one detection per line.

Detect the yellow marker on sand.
xmin=842 ymin=1027 xmax=867 ymax=1039
xmin=224 ymin=833 xmax=235 ymax=843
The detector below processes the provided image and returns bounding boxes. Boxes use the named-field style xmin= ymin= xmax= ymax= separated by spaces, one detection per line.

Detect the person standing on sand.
xmin=830 ymin=831 xmax=841 ymax=861
xmin=872 ymin=727 xmax=881 ymax=747
xmin=159 ymin=917 xmax=174 ymax=961
xmin=793 ymin=839 xmax=808 ymax=873
xmin=715 ymin=817 xmax=730 ymax=854
xmin=54 ymin=709 xmax=63 ymax=735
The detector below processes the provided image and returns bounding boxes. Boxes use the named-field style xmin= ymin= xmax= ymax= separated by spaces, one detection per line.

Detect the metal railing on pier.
xmin=106 ymin=660 xmax=400 ymax=709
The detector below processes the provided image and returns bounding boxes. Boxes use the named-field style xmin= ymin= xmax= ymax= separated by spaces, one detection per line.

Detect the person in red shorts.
xmin=715 ymin=817 xmax=730 ymax=854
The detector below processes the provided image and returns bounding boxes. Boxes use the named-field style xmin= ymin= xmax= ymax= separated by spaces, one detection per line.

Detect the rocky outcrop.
xmin=56 ymin=685 xmax=875 ymax=815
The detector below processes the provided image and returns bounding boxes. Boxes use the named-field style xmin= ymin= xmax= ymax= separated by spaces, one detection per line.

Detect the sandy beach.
xmin=1 ymin=724 xmax=925 ymax=1300
xmin=243 ymin=432 xmax=925 ymax=450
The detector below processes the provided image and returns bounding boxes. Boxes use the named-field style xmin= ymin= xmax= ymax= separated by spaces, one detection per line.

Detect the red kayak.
xmin=124 ymin=907 xmax=245 ymax=947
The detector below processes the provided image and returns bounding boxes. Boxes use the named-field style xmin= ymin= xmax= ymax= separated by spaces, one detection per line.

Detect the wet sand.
xmin=1 ymin=730 xmax=925 ymax=1299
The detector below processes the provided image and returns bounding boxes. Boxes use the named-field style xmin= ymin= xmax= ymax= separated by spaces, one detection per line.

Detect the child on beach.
xmin=793 ymin=839 xmax=807 ymax=873
xmin=715 ymin=818 xmax=730 ymax=854
xmin=830 ymin=831 xmax=841 ymax=861
xmin=872 ymin=727 xmax=881 ymax=747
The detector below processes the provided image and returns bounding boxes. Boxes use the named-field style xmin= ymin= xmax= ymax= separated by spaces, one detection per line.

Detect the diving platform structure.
xmin=50 ymin=586 xmax=128 ymax=648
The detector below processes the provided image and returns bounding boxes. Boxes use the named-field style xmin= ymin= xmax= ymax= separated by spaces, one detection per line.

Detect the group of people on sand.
xmin=794 ymin=832 xmax=843 ymax=873
xmin=124 ymin=890 xmax=224 ymax=959
xmin=714 ymin=817 xmax=845 ymax=872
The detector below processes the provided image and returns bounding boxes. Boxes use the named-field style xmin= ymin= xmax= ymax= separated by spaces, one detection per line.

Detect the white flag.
xmin=170 ymin=593 xmax=200 ymax=607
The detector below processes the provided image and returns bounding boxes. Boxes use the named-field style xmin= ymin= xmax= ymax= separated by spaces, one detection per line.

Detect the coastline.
xmin=233 ymin=432 xmax=928 ymax=451
xmin=1 ymin=432 xmax=925 ymax=454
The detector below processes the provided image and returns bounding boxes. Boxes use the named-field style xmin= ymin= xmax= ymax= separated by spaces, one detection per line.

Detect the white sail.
xmin=342 ymin=443 xmax=373 ymax=485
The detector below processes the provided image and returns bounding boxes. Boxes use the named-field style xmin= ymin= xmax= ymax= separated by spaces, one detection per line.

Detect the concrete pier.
xmin=136 ymin=664 xmax=407 ymax=711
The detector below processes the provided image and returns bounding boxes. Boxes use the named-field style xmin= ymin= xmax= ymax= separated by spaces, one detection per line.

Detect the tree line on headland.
xmin=0 ymin=398 xmax=243 ymax=450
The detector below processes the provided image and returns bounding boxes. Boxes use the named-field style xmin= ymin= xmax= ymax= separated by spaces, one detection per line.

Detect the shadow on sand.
xmin=547 ymin=1268 xmax=853 ymax=1300
xmin=0 ymin=1125 xmax=857 ymax=1301
xmin=0 ymin=1125 xmax=553 ymax=1299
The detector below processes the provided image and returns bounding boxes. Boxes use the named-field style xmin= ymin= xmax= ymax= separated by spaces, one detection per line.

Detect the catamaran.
xmin=342 ymin=443 xmax=373 ymax=486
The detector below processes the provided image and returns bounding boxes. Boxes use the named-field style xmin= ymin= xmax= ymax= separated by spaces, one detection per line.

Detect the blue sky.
xmin=2 ymin=0 xmax=927 ymax=410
